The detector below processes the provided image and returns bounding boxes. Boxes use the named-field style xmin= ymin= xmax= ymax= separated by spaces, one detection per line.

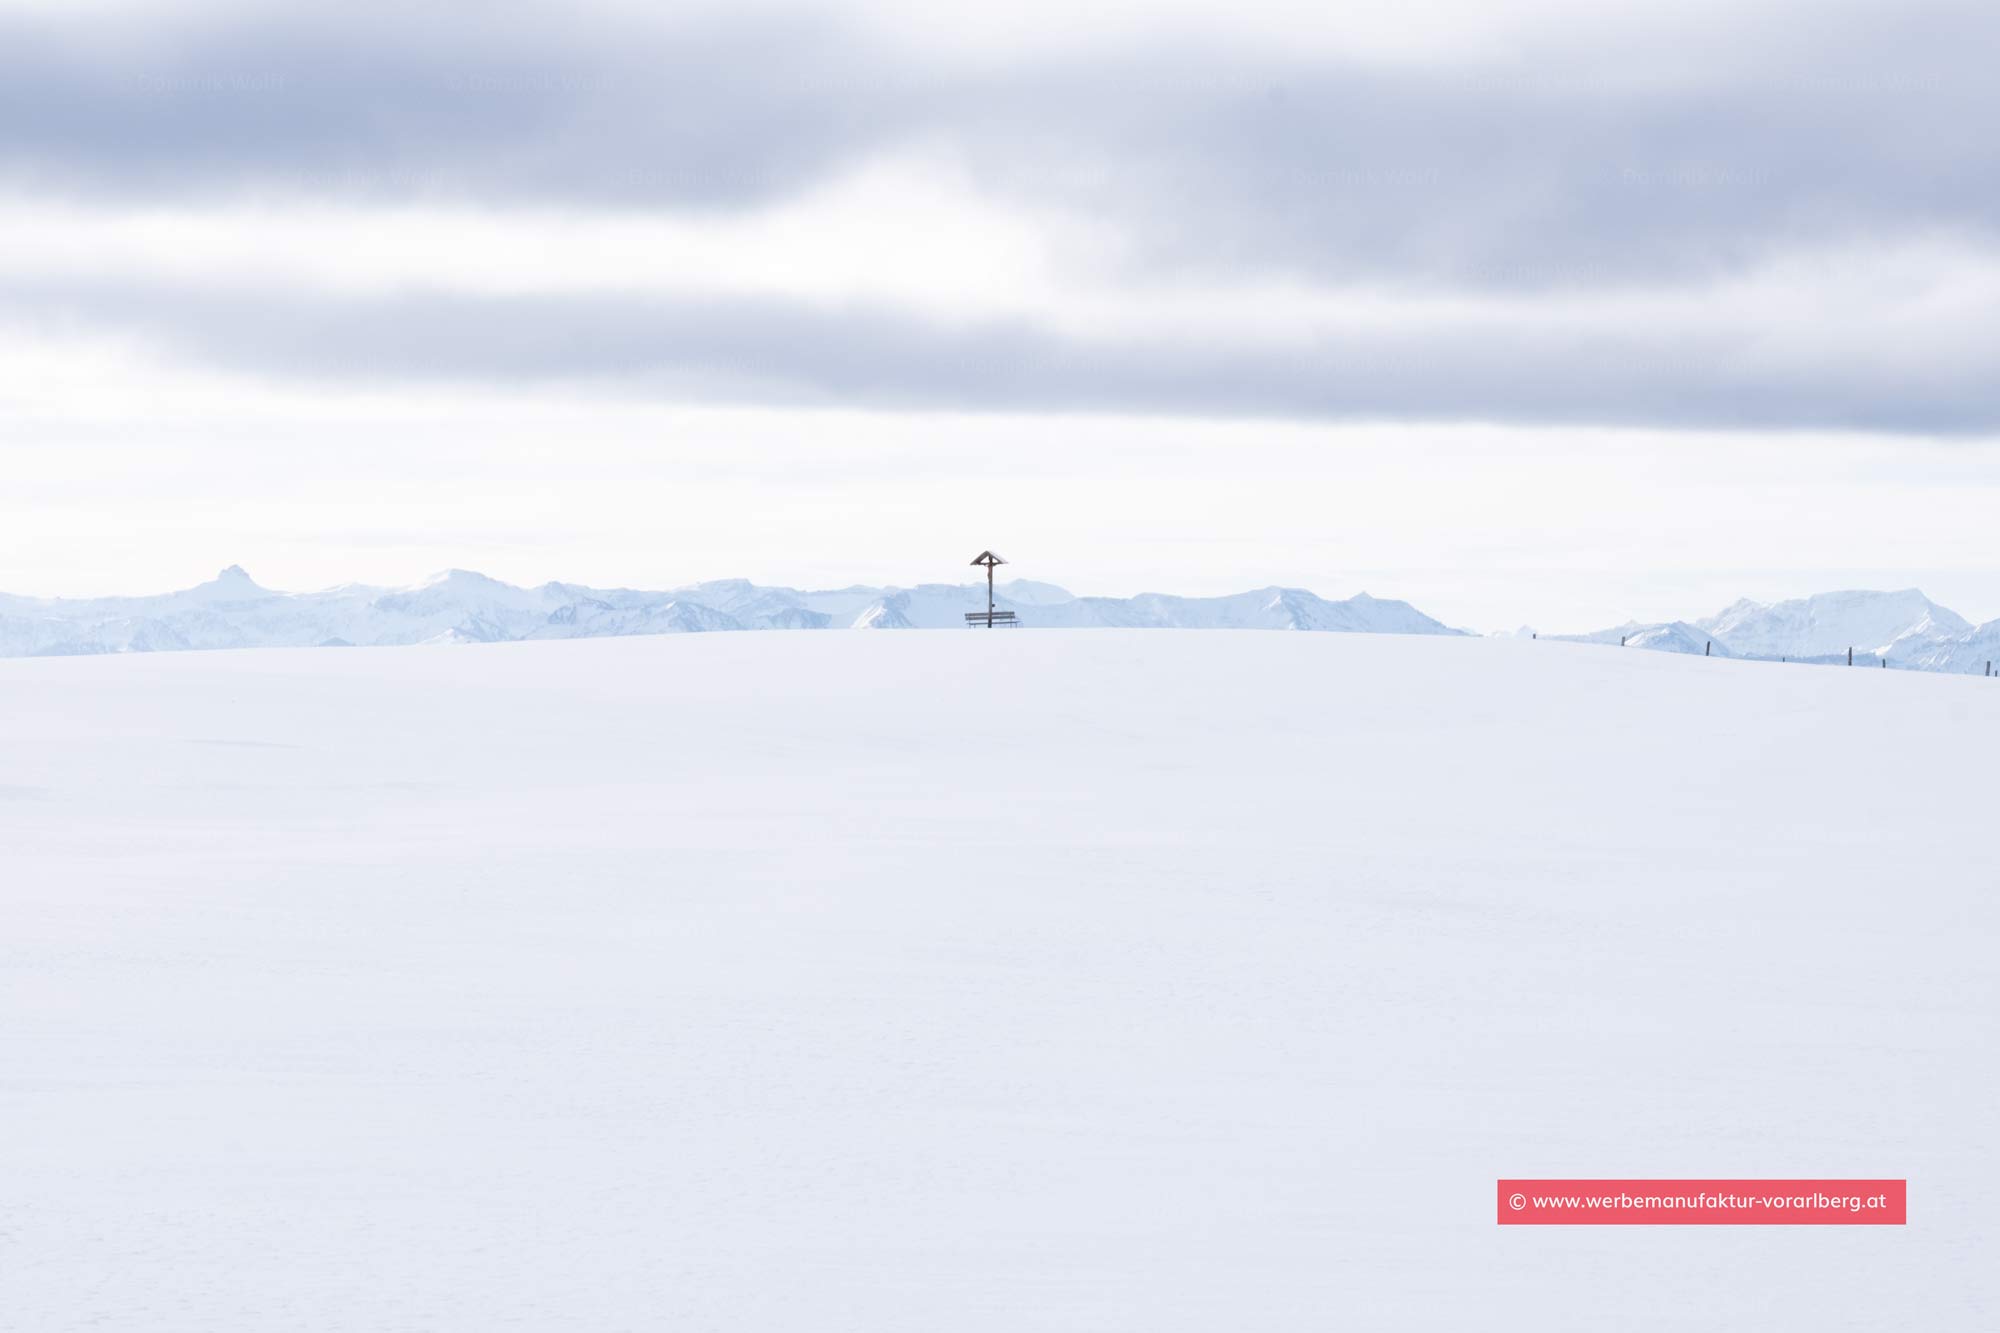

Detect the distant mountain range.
xmin=1553 ymin=588 xmax=2000 ymax=673
xmin=4 ymin=570 xmax=1995 ymax=675
xmin=0 ymin=567 xmax=1460 ymax=657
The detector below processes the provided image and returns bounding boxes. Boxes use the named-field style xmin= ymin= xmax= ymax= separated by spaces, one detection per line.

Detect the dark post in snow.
xmin=1848 ymin=646 xmax=1853 ymax=666
xmin=1705 ymin=641 xmax=1711 ymax=656
xmin=964 ymin=551 xmax=1019 ymax=629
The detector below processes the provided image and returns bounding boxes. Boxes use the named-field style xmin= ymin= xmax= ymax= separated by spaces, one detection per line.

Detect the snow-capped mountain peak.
xmin=1564 ymin=587 xmax=1995 ymax=671
xmin=1695 ymin=588 xmax=1969 ymax=659
xmin=181 ymin=564 xmax=268 ymax=602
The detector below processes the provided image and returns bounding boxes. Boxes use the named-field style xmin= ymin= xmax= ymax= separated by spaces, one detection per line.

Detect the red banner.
xmin=1497 ymin=1179 xmax=1906 ymax=1225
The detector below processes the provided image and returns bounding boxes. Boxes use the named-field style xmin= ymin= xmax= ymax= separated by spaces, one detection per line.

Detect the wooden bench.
xmin=964 ymin=610 xmax=1019 ymax=627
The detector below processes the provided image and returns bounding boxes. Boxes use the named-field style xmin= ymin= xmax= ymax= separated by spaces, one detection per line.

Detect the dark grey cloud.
xmin=0 ymin=10 xmax=922 ymax=210
xmin=2 ymin=2 xmax=1997 ymax=291
xmin=8 ymin=276 xmax=1995 ymax=433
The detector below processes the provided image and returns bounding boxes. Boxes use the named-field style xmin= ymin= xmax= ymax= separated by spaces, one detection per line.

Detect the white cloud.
xmin=0 ymin=152 xmax=1087 ymax=317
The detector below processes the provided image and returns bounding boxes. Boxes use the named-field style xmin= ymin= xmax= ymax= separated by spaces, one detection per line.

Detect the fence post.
xmin=1705 ymin=641 xmax=1711 ymax=656
xmin=1848 ymin=647 xmax=1853 ymax=666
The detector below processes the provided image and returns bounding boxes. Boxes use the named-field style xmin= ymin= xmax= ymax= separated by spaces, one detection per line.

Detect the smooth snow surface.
xmin=3 ymin=631 xmax=1994 ymax=1330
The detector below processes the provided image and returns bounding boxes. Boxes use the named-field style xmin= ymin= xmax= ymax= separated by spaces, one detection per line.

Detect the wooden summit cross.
xmin=965 ymin=551 xmax=1019 ymax=628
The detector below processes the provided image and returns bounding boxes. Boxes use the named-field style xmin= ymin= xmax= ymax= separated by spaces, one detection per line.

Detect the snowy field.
xmin=3 ymin=630 xmax=1994 ymax=1331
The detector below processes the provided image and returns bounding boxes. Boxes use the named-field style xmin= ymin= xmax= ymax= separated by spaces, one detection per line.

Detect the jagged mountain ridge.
xmin=0 ymin=567 xmax=1463 ymax=658
xmin=1557 ymin=588 xmax=1999 ymax=672
xmin=10 ymin=570 xmax=1997 ymax=672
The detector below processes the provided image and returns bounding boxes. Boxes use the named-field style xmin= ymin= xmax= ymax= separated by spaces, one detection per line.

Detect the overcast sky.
xmin=4 ymin=0 xmax=1998 ymax=629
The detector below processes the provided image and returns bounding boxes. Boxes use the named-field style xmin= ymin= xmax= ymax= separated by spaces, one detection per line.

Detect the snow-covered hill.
xmin=4 ymin=631 xmax=1990 ymax=1330
xmin=0 ymin=567 xmax=1463 ymax=657
xmin=1896 ymin=617 xmax=2000 ymax=674
xmin=1556 ymin=620 xmax=1730 ymax=656
xmin=1564 ymin=588 xmax=1999 ymax=673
